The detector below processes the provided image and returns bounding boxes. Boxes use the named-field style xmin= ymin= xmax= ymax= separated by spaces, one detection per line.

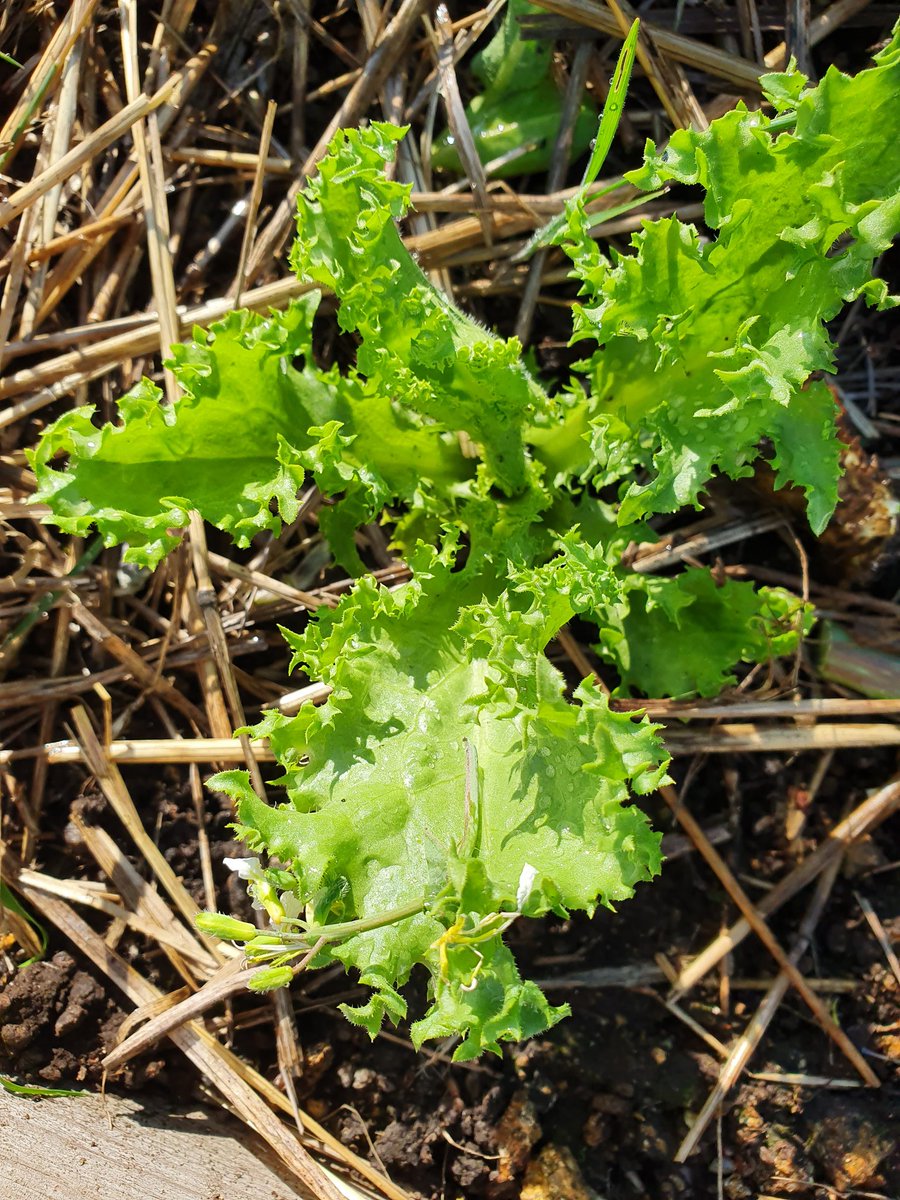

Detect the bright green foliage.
xmin=212 ymin=539 xmax=668 ymax=1059
xmin=28 ymin=34 xmax=898 ymax=1056
xmin=431 ymin=0 xmax=597 ymax=178
xmin=556 ymin=35 xmax=900 ymax=534
xmin=291 ymin=122 xmax=548 ymax=497
xmin=29 ymin=294 xmax=468 ymax=568
xmin=593 ymin=571 xmax=815 ymax=698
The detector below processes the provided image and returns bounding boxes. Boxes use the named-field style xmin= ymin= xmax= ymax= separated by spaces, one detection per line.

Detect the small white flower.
xmin=516 ymin=863 xmax=538 ymax=912
xmin=223 ymin=855 xmax=262 ymax=881
xmin=279 ymin=891 xmax=303 ymax=921
xmin=223 ymin=856 xmax=268 ymax=912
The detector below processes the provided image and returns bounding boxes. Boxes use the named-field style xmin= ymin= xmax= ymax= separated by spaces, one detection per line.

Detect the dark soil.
xmin=3 ymin=744 xmax=898 ymax=1199
xmin=2 ymin=4 xmax=899 ymax=1199
xmin=0 ymin=948 xmax=168 ymax=1090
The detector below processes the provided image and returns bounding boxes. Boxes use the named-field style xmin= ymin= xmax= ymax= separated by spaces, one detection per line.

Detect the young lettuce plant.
xmin=30 ymin=29 xmax=900 ymax=1056
xmin=206 ymin=537 xmax=670 ymax=1056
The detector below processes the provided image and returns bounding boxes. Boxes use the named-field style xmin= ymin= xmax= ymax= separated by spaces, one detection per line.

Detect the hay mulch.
xmin=1 ymin=3 xmax=899 ymax=1198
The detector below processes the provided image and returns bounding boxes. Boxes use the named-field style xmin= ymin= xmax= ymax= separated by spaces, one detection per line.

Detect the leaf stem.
xmin=276 ymin=897 xmax=426 ymax=944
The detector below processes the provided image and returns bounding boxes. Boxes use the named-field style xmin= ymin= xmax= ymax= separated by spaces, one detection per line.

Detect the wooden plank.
xmin=0 ymin=1090 xmax=313 ymax=1200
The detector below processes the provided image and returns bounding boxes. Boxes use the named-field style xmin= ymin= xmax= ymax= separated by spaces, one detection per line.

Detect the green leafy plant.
xmin=31 ymin=29 xmax=900 ymax=1057
xmin=205 ymin=537 xmax=668 ymax=1057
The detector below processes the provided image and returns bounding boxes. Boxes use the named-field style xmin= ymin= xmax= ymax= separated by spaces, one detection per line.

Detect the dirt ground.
xmin=3 ymin=740 xmax=899 ymax=1199
xmin=1 ymin=3 xmax=899 ymax=1199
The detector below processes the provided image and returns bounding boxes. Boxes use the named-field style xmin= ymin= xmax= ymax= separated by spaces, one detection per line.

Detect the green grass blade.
xmin=0 ymin=881 xmax=48 ymax=967
xmin=1 ymin=1075 xmax=87 ymax=1098
xmin=0 ymin=534 xmax=103 ymax=661
xmin=580 ymin=18 xmax=641 ymax=188
xmin=0 ymin=64 xmax=57 ymax=171
xmin=515 ymin=18 xmax=641 ymax=262
xmin=583 ymin=186 xmax=667 ymax=233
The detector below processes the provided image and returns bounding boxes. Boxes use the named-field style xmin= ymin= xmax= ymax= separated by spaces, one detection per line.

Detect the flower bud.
xmin=248 ymin=965 xmax=294 ymax=992
xmin=195 ymin=912 xmax=257 ymax=941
